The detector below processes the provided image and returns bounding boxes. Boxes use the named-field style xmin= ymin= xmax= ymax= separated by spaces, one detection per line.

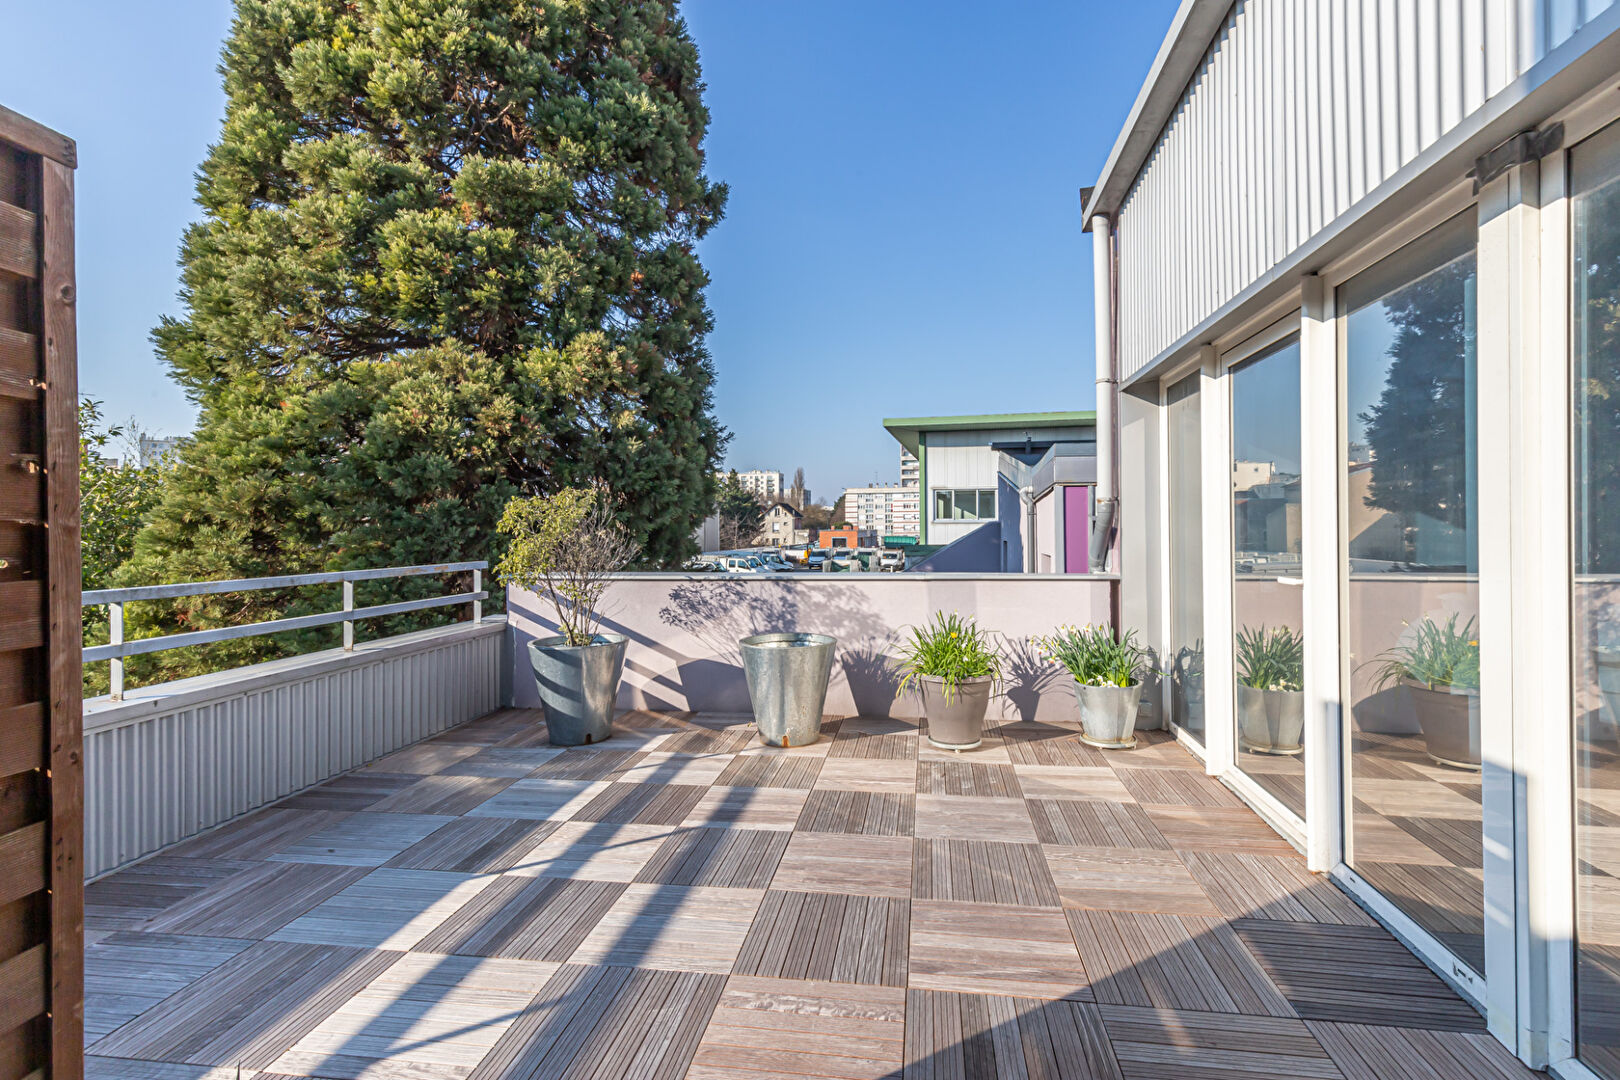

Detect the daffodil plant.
xmin=1038 ymin=624 xmax=1150 ymax=688
xmin=894 ymin=611 xmax=1002 ymax=703
xmin=1375 ymin=613 xmax=1480 ymax=692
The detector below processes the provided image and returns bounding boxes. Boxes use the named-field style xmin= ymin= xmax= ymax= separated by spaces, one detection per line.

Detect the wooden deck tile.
xmin=143 ymin=862 xmax=370 ymax=939
xmin=366 ymin=775 xmax=518 ymax=816
xmin=633 ymin=827 xmax=790 ymax=889
xmin=913 ymin=839 xmax=1061 ymax=907
xmin=164 ymin=809 xmax=348 ymax=861
xmin=1182 ymin=851 xmax=1376 ymax=925
xmin=86 ymin=933 xmax=254 ymax=1042
xmin=88 ymin=940 xmax=401 ymax=1068
xmin=916 ymin=762 xmax=1022 ymax=797
xmin=1012 ymin=765 xmax=1134 ymax=802
xmin=713 ymin=753 xmax=824 ymax=789
xmin=571 ymin=781 xmax=710 ymax=825
xmin=829 ymin=730 xmax=919 ymax=761
xmin=691 ymin=976 xmax=906 ymax=1080
xmin=683 ymin=786 xmax=812 ymax=831
xmin=502 ymin=820 xmax=674 ymax=881
xmin=912 ymin=795 xmax=1037 ymax=843
xmin=1352 ymin=778 xmax=1482 ymax=818
xmin=415 ymin=876 xmax=626 ymax=961
xmin=1388 ymin=815 xmax=1483 ymax=868
xmin=1115 ymin=766 xmax=1243 ymax=808
xmin=467 ymin=963 xmax=724 ymax=1080
xmin=278 ymin=773 xmax=421 ymax=811
xmin=903 ymin=990 xmax=1122 ymax=1080
xmin=429 ymin=708 xmax=539 ymax=746
xmin=1306 ymin=1021 xmax=1540 ymax=1080
xmin=1098 ymin=1004 xmax=1341 ymax=1079
xmin=909 ymin=899 xmax=1091 ymax=999
xmin=269 ymin=869 xmax=496 ymax=950
xmin=566 ymin=883 xmax=765 ymax=972
xmin=918 ymin=737 xmax=1013 ymax=765
xmin=1028 ymin=798 xmax=1169 ymax=849
xmin=1348 ymin=808 xmax=1454 ymax=864
xmin=772 ymin=834 xmax=913 ymax=897
xmin=384 ymin=817 xmax=559 ymax=873
xmin=86 ymin=857 xmax=260 ymax=931
xmin=1003 ymin=732 xmax=1108 ymax=767
xmin=1112 ymin=731 xmax=1204 ymax=770
xmin=734 ymin=891 xmax=909 ymax=987
xmin=1144 ymin=805 xmax=1300 ymax=855
xmin=816 ymin=759 xmax=918 ymax=793
xmin=361 ymin=742 xmax=483 ymax=776
xmin=1042 ymin=845 xmax=1219 ymax=916
xmin=438 ymin=747 xmax=565 ymax=777
xmin=264 ymin=953 xmax=557 ymax=1080
xmin=462 ymin=779 xmax=611 ymax=822
xmin=86 ymin=1060 xmax=237 ymax=1080
xmin=796 ymin=791 xmax=916 ymax=836
xmin=1067 ymin=909 xmax=1294 ymax=1016
xmin=616 ymin=751 xmax=739 ymax=786
xmin=267 ymin=812 xmax=459 ymax=866
xmin=525 ymin=747 xmax=644 ymax=780
xmin=1234 ymin=919 xmax=1485 ymax=1030
xmin=658 ymin=726 xmax=759 ymax=754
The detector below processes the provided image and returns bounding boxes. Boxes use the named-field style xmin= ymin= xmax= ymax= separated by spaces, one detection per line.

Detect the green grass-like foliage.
xmin=1235 ymin=625 xmax=1304 ymax=691
xmin=1038 ymin=624 xmax=1149 ymax=688
xmin=895 ymin=611 xmax=1002 ymax=703
xmin=1376 ymin=613 xmax=1480 ymax=692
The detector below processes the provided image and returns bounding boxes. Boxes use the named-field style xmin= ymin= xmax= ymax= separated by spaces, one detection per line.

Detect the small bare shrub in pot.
xmin=1039 ymin=624 xmax=1148 ymax=749
xmin=896 ymin=612 xmax=1002 ymax=751
xmin=497 ymin=486 xmax=638 ymax=746
xmin=1235 ymin=625 xmax=1304 ymax=755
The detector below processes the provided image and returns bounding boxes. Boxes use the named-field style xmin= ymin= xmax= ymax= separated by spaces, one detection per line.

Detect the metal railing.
xmin=83 ymin=561 xmax=488 ymax=700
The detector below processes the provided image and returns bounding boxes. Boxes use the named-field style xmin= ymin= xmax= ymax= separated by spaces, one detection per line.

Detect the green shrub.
xmin=1376 ymin=613 xmax=1480 ymax=692
xmin=1235 ymin=625 xmax=1304 ymax=691
xmin=1038 ymin=624 xmax=1150 ymax=687
xmin=894 ymin=611 xmax=1002 ymax=702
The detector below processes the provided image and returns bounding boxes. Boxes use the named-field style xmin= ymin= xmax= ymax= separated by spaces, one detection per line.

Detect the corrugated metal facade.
xmin=83 ymin=622 xmax=504 ymax=877
xmin=1116 ymin=0 xmax=1614 ymax=381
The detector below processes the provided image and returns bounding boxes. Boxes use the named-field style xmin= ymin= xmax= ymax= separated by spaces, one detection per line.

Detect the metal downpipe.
xmin=1089 ymin=214 xmax=1117 ymax=573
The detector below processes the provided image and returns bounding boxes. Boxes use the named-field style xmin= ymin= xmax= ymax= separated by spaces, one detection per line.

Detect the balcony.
xmin=78 ymin=569 xmax=1534 ymax=1080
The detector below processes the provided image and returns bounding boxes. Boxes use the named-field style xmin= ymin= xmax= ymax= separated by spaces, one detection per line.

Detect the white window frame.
xmin=930 ymin=488 xmax=996 ymax=523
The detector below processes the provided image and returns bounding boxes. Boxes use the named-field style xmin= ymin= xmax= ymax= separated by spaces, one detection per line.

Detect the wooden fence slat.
xmin=0 ymin=583 xmax=42 ymax=652
xmin=0 ymin=706 xmax=44 ymax=780
xmin=0 ymin=205 xmax=36 ymax=281
xmin=0 ymin=945 xmax=45 ymax=1039
xmin=0 ymin=825 xmax=44 ymax=910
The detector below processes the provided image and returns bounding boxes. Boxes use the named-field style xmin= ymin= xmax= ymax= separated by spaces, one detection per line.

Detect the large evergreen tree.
xmin=122 ymin=0 xmax=727 ymax=674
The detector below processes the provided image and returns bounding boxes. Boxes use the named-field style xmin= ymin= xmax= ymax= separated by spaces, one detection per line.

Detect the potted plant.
xmin=896 ymin=612 xmax=1002 ymax=751
xmin=496 ymin=486 xmax=638 ymax=746
xmin=1236 ymin=625 xmax=1305 ymax=754
xmin=739 ymin=632 xmax=838 ymax=747
xmin=1039 ymin=624 xmax=1149 ymax=749
xmin=1376 ymin=613 xmax=1480 ymax=770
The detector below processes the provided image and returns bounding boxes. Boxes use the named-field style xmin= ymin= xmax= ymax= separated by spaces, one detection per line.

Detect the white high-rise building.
xmin=731 ymin=470 xmax=784 ymax=500
xmin=900 ymin=448 xmax=919 ymax=489
xmin=841 ymin=484 xmax=920 ymax=539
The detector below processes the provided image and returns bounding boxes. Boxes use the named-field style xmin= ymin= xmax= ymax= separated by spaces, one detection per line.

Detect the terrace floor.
xmin=83 ymin=709 xmax=1538 ymax=1080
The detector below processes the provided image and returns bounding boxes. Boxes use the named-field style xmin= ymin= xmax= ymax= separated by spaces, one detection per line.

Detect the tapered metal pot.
xmin=1403 ymin=679 xmax=1480 ymax=770
xmin=1236 ymin=684 xmax=1304 ymax=755
xmin=740 ymin=633 xmax=837 ymax=747
xmin=1074 ymin=681 xmax=1141 ymax=749
xmin=527 ymin=633 xmax=627 ymax=746
xmin=921 ymin=675 xmax=993 ymax=751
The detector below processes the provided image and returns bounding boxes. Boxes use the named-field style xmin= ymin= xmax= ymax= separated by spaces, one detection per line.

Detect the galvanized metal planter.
xmin=739 ymin=633 xmax=836 ymax=747
xmin=921 ymin=675 xmax=993 ymax=751
xmin=1074 ymin=681 xmax=1141 ymax=749
xmin=528 ymin=633 xmax=627 ymax=746
xmin=1236 ymin=684 xmax=1304 ymax=755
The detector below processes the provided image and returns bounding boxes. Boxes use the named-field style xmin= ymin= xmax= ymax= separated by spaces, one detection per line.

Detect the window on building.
xmin=933 ymin=489 xmax=995 ymax=520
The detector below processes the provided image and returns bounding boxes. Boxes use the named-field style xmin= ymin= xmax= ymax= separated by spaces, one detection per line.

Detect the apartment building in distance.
xmin=900 ymin=447 xmax=919 ymax=488
xmin=842 ymin=483 xmax=920 ymax=539
xmin=757 ymin=502 xmax=802 ymax=548
xmin=731 ymin=469 xmax=784 ymax=501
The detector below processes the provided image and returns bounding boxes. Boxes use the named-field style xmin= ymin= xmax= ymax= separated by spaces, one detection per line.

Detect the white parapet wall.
xmin=83 ymin=617 xmax=505 ymax=879
xmin=506 ymin=573 xmax=1122 ymax=725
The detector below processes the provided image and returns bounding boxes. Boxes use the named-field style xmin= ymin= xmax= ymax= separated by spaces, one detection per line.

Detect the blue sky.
xmin=2 ymin=1 xmax=1179 ymax=498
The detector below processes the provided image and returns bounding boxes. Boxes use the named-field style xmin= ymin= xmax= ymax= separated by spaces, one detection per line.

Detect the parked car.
xmin=759 ymin=553 xmax=795 ymax=572
xmin=879 ymin=549 xmax=906 ymax=572
xmin=718 ymin=554 xmax=767 ymax=573
xmin=682 ymin=556 xmax=721 ymax=572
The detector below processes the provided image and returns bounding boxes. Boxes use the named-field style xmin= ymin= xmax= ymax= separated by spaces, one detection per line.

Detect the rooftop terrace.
xmin=83 ymin=707 xmax=1533 ymax=1080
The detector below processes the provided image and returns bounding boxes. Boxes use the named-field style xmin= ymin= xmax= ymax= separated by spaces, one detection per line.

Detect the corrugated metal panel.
xmin=83 ymin=623 xmax=504 ymax=878
xmin=1115 ymin=0 xmax=1611 ymax=380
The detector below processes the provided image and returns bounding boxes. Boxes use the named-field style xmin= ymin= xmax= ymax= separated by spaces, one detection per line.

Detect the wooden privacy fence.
xmin=0 ymin=105 xmax=81 ymax=1080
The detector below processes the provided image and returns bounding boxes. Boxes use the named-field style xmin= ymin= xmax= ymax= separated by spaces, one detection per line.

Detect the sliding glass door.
xmin=1229 ymin=337 xmax=1305 ymax=816
xmin=1339 ymin=212 xmax=1483 ymax=976
xmin=1572 ymin=121 xmax=1620 ymax=1080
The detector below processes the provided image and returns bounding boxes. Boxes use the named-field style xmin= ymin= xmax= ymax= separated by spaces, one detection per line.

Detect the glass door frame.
xmin=1158 ymin=351 xmax=1216 ymax=760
